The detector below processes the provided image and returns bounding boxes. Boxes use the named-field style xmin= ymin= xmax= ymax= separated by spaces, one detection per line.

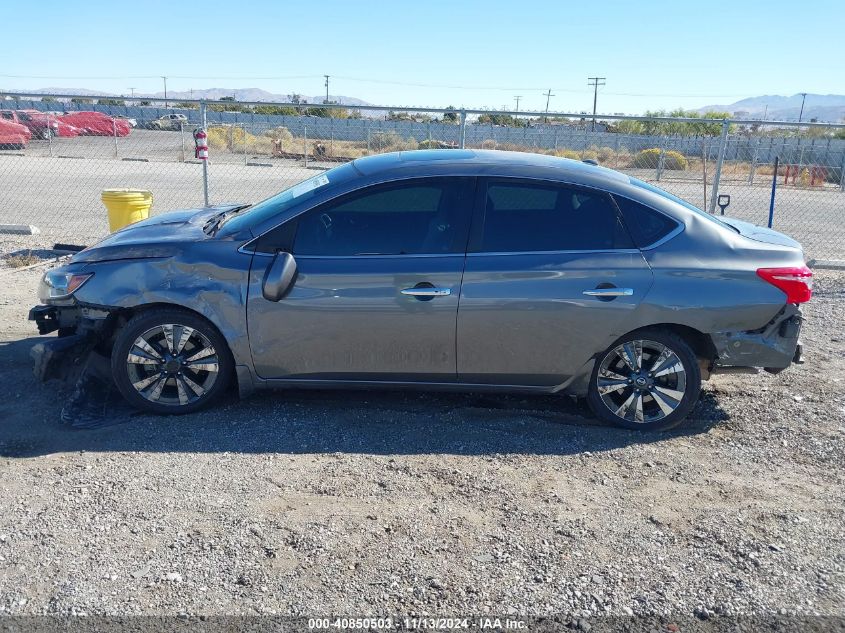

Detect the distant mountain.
xmin=148 ymin=87 xmax=373 ymax=107
xmin=697 ymin=93 xmax=845 ymax=123
xmin=3 ymin=86 xmax=373 ymax=108
xmin=8 ymin=87 xmax=116 ymax=97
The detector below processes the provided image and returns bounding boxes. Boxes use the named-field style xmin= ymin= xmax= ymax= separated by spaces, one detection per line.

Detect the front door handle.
xmin=401 ymin=287 xmax=451 ymax=297
xmin=582 ymin=288 xmax=634 ymax=297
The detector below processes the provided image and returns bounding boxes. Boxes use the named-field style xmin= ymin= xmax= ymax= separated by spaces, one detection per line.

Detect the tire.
xmin=111 ymin=308 xmax=233 ymax=415
xmin=587 ymin=328 xmax=701 ymax=432
xmin=41 ymin=128 xmax=53 ymax=140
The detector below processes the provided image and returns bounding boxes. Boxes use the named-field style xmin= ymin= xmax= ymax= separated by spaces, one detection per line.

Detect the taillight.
xmin=756 ymin=266 xmax=813 ymax=303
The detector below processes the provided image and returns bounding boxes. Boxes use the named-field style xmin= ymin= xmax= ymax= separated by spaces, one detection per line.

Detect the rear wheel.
xmin=111 ymin=308 xmax=233 ymax=415
xmin=587 ymin=329 xmax=701 ymax=431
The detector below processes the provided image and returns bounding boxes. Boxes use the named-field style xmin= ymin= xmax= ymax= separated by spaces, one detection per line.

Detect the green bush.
xmin=632 ymin=148 xmax=688 ymax=170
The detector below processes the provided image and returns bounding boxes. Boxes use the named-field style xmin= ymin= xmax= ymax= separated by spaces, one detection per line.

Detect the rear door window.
xmin=612 ymin=195 xmax=680 ymax=248
xmin=474 ymin=180 xmax=633 ymax=252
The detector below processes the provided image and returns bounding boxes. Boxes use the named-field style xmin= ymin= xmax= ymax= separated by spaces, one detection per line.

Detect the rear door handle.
xmin=582 ymin=288 xmax=634 ymax=297
xmin=401 ymin=287 xmax=451 ymax=297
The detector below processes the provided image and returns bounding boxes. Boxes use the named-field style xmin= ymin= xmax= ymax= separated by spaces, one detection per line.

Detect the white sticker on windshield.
xmin=289 ymin=173 xmax=330 ymax=199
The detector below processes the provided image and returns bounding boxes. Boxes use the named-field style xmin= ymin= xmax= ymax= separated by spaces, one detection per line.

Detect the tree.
xmin=41 ymin=96 xmax=58 ymax=103
xmin=175 ymin=102 xmax=198 ymax=109
xmin=612 ymin=119 xmax=645 ymax=134
xmin=97 ymin=98 xmax=126 ymax=106
xmin=70 ymin=97 xmax=93 ymax=104
xmin=442 ymin=106 xmax=459 ymax=123
xmin=210 ymin=96 xmax=244 ymax=112
xmin=637 ymin=109 xmax=733 ymax=136
xmin=476 ymin=113 xmax=526 ymax=127
xmin=288 ymin=93 xmax=307 ymax=114
xmin=253 ymin=104 xmax=298 ymax=116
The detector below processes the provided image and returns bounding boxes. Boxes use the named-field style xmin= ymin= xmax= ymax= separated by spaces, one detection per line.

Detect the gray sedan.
xmin=30 ymin=150 xmax=812 ymax=431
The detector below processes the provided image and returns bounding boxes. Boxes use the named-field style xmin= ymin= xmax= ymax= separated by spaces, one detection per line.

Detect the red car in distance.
xmin=0 ymin=109 xmax=79 ymax=139
xmin=59 ymin=111 xmax=132 ymax=137
xmin=22 ymin=109 xmax=80 ymax=138
xmin=0 ymin=118 xmax=32 ymax=149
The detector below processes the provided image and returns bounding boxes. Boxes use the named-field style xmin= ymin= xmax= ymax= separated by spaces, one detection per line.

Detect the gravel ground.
xmin=0 ymin=264 xmax=843 ymax=619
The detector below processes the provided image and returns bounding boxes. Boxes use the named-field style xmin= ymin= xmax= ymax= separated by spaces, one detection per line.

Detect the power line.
xmin=587 ymin=77 xmax=606 ymax=131
xmin=0 ymin=73 xmax=755 ymax=99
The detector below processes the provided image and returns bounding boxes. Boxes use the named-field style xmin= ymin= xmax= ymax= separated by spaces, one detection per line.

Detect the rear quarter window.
xmin=613 ymin=195 xmax=679 ymax=248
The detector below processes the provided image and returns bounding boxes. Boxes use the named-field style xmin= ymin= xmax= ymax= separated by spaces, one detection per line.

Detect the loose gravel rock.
xmin=0 ymin=266 xmax=842 ymax=618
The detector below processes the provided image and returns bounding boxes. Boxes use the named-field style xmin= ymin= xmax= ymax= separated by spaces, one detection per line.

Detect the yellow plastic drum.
xmin=101 ymin=189 xmax=153 ymax=232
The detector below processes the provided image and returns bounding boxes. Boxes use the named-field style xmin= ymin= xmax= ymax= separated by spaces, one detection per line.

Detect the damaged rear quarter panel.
xmin=71 ymin=242 xmax=253 ymax=368
xmin=636 ymin=214 xmax=801 ymax=334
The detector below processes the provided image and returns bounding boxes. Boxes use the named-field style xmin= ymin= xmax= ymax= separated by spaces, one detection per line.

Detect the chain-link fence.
xmin=1 ymin=93 xmax=843 ymax=263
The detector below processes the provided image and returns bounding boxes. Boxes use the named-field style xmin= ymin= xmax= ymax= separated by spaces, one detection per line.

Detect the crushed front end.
xmin=28 ymin=267 xmax=117 ymax=384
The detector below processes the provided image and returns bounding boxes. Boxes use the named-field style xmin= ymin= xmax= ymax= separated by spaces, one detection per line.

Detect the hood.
xmin=71 ymin=204 xmax=244 ymax=264
xmin=719 ymin=217 xmax=802 ymax=249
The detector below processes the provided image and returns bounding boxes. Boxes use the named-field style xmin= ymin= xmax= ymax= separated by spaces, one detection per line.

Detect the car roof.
xmin=350 ymin=149 xmax=630 ymax=185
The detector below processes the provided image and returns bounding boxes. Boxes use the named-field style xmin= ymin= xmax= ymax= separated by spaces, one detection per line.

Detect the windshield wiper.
xmin=202 ymin=204 xmax=252 ymax=235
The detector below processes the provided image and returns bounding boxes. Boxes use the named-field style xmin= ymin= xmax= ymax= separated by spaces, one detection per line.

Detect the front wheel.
xmin=111 ymin=308 xmax=233 ymax=415
xmin=587 ymin=329 xmax=701 ymax=431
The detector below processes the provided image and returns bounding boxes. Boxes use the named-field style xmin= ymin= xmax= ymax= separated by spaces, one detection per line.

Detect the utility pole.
xmin=798 ymin=92 xmax=807 ymax=122
xmin=543 ymin=89 xmax=555 ymax=123
xmin=587 ymin=77 xmax=605 ymax=131
xmin=161 ymin=76 xmax=168 ymax=108
xmin=324 ymin=75 xmax=330 ymax=104
xmin=763 ymin=104 xmax=768 ymax=120
xmin=514 ymin=95 xmax=522 ymax=112
xmin=128 ymin=87 xmax=135 ymax=99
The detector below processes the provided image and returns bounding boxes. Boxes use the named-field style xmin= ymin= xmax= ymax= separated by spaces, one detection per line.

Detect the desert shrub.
xmin=553 ymin=149 xmax=580 ymax=160
xmin=262 ymin=126 xmax=293 ymax=143
xmin=581 ymin=149 xmax=599 ymax=161
xmin=418 ymin=139 xmax=456 ymax=150
xmin=207 ymin=125 xmax=272 ymax=154
xmin=481 ymin=139 xmax=497 ymax=150
xmin=206 ymin=126 xmax=231 ymax=150
xmin=596 ymin=146 xmax=616 ymax=163
xmin=632 ymin=148 xmax=688 ymax=170
xmin=369 ymin=131 xmax=404 ymax=152
xmin=366 ymin=131 xmax=419 ymax=153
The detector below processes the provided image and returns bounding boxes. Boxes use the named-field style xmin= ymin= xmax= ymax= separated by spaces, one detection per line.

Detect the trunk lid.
xmin=719 ymin=217 xmax=802 ymax=249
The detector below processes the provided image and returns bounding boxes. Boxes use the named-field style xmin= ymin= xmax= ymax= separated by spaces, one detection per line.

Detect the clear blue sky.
xmin=3 ymin=0 xmax=842 ymax=114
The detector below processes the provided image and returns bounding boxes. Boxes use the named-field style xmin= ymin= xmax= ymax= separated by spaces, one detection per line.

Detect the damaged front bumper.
xmin=29 ymin=303 xmax=113 ymax=383
xmin=711 ymin=304 xmax=803 ymax=374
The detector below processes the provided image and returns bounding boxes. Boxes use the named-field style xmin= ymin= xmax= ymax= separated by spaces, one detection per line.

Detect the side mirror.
xmin=717 ymin=194 xmax=731 ymax=215
xmin=262 ymin=251 xmax=298 ymax=301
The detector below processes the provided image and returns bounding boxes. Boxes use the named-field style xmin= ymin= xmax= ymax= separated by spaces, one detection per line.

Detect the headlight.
xmin=38 ymin=270 xmax=93 ymax=301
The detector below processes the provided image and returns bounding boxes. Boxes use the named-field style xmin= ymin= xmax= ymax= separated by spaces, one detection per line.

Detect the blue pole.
xmin=768 ymin=156 xmax=779 ymax=229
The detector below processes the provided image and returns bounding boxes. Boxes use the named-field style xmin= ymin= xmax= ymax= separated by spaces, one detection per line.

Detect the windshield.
xmin=628 ymin=177 xmax=737 ymax=232
xmin=222 ymin=162 xmax=356 ymax=233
